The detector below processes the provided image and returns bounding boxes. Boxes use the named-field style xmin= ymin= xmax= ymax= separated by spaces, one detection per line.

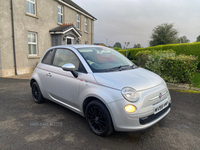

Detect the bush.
xmin=145 ymin=51 xmax=198 ymax=83
xmin=118 ymin=50 xmax=126 ymax=56
xmin=113 ymin=47 xmax=122 ymax=51
xmin=122 ymin=42 xmax=200 ymax=69
xmin=161 ymin=55 xmax=198 ymax=83
xmin=145 ymin=50 xmax=176 ymax=76
xmin=135 ymin=50 xmax=151 ymax=67
xmin=136 ymin=50 xmax=174 ymax=67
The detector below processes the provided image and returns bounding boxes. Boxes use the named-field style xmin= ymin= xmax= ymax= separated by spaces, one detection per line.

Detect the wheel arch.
xmin=30 ymin=78 xmax=37 ymax=87
xmin=30 ymin=75 xmax=46 ymax=98
xmin=82 ymin=96 xmax=112 ymax=120
xmin=82 ymin=96 xmax=115 ymax=134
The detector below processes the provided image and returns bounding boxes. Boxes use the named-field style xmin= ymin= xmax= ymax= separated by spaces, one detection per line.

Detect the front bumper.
xmin=107 ymin=84 xmax=171 ymax=132
xmin=139 ymin=103 xmax=171 ymax=125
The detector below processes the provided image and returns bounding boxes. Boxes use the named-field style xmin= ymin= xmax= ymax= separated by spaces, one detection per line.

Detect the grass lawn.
xmin=193 ymin=72 xmax=200 ymax=88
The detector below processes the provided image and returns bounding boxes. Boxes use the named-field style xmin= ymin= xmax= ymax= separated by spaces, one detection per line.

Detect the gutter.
xmin=56 ymin=0 xmax=97 ymax=21
xmin=10 ymin=0 xmax=17 ymax=75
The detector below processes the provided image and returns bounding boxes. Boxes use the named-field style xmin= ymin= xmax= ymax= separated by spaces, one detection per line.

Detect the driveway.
xmin=0 ymin=78 xmax=200 ymax=150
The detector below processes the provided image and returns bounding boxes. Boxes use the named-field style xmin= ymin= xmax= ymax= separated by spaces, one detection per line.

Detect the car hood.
xmin=93 ymin=68 xmax=163 ymax=91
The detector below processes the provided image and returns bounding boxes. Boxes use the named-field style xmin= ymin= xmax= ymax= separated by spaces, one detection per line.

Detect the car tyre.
xmin=31 ymin=82 xmax=45 ymax=103
xmin=85 ymin=100 xmax=113 ymax=136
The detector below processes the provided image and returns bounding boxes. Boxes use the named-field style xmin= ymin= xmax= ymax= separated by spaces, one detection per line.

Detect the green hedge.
xmin=113 ymin=47 xmax=122 ymax=51
xmin=144 ymin=51 xmax=198 ymax=83
xmin=161 ymin=55 xmax=198 ymax=83
xmin=118 ymin=42 xmax=200 ymax=68
xmin=118 ymin=50 xmax=126 ymax=56
xmin=136 ymin=50 xmax=174 ymax=67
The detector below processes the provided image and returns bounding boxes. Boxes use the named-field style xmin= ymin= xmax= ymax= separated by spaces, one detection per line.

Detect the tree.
xmin=176 ymin=36 xmax=190 ymax=43
xmin=149 ymin=23 xmax=178 ymax=46
xmin=113 ymin=42 xmax=122 ymax=49
xmin=134 ymin=44 xmax=141 ymax=48
xmin=197 ymin=35 xmax=200 ymax=42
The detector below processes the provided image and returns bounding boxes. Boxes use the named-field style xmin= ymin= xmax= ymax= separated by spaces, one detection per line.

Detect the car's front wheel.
xmin=31 ymin=82 xmax=45 ymax=103
xmin=85 ymin=100 xmax=113 ymax=136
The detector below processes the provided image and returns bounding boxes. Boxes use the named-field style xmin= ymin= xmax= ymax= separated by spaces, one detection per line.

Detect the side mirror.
xmin=62 ymin=63 xmax=75 ymax=71
xmin=62 ymin=63 xmax=78 ymax=78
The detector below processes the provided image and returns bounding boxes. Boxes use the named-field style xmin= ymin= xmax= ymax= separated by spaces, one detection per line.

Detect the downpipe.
xmin=10 ymin=0 xmax=17 ymax=75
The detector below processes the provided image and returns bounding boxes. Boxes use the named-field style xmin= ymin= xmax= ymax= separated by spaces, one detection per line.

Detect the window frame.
xmin=26 ymin=0 xmax=36 ymax=16
xmin=77 ymin=14 xmax=80 ymax=30
xmin=85 ymin=18 xmax=87 ymax=32
xmin=58 ymin=5 xmax=63 ymax=24
xmin=28 ymin=32 xmax=37 ymax=56
xmin=51 ymin=48 xmax=87 ymax=74
xmin=41 ymin=49 xmax=56 ymax=65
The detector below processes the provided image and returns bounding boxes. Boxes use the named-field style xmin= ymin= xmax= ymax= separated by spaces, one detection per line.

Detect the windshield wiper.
xmin=130 ymin=64 xmax=138 ymax=69
xmin=106 ymin=65 xmax=129 ymax=72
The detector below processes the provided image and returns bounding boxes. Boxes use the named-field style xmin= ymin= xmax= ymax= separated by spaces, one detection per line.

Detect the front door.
xmin=45 ymin=48 xmax=82 ymax=111
xmin=67 ymin=38 xmax=73 ymax=45
xmin=67 ymin=38 xmax=72 ymax=44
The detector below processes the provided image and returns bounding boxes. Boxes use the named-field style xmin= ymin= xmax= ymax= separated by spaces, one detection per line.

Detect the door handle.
xmin=46 ymin=73 xmax=52 ymax=77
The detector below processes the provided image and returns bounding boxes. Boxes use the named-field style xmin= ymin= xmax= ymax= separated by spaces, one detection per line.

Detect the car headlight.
xmin=121 ymin=87 xmax=139 ymax=102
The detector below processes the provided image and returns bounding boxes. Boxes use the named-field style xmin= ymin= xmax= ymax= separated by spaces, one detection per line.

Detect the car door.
xmin=37 ymin=48 xmax=55 ymax=98
xmin=44 ymin=48 xmax=86 ymax=111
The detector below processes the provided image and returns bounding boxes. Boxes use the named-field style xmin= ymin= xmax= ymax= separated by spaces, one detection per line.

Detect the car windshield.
xmin=77 ymin=47 xmax=135 ymax=73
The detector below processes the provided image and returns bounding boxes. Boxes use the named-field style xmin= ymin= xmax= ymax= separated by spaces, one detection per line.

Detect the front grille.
xmin=139 ymin=103 xmax=171 ymax=125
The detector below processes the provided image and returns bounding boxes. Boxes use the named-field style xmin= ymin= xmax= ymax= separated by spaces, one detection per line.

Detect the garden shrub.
xmin=161 ymin=55 xmax=198 ymax=83
xmin=118 ymin=50 xmax=126 ymax=56
xmin=135 ymin=50 xmax=151 ymax=67
xmin=113 ymin=47 xmax=122 ymax=51
xmin=145 ymin=50 xmax=198 ymax=83
xmin=136 ymin=50 xmax=174 ymax=67
xmin=145 ymin=50 xmax=176 ymax=77
xmin=119 ymin=42 xmax=200 ymax=69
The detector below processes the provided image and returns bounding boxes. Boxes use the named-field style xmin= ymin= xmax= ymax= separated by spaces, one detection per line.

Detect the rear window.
xmin=42 ymin=49 xmax=55 ymax=65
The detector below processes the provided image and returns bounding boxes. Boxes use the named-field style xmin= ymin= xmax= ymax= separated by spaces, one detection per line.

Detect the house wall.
xmin=0 ymin=44 xmax=2 ymax=77
xmin=62 ymin=2 xmax=93 ymax=45
xmin=0 ymin=2 xmax=2 ymax=77
xmin=0 ymin=0 xmax=95 ymax=77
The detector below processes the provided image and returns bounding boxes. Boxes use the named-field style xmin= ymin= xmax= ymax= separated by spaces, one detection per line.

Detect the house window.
xmin=77 ymin=14 xmax=80 ymax=29
xmin=26 ymin=0 xmax=36 ymax=15
xmin=28 ymin=32 xmax=37 ymax=55
xmin=58 ymin=5 xmax=63 ymax=24
xmin=85 ymin=18 xmax=87 ymax=32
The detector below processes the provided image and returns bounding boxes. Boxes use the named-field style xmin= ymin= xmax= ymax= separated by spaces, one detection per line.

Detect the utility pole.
xmin=106 ymin=38 xmax=108 ymax=46
xmin=125 ymin=42 xmax=130 ymax=57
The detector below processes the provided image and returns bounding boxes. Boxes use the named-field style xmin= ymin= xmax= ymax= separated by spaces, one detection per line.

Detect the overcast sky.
xmin=72 ymin=0 xmax=200 ymax=48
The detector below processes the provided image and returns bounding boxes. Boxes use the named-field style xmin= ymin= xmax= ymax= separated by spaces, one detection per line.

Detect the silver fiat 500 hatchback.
xmin=31 ymin=45 xmax=171 ymax=136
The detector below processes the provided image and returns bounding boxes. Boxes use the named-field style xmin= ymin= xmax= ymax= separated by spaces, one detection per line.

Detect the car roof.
xmin=50 ymin=45 xmax=103 ymax=50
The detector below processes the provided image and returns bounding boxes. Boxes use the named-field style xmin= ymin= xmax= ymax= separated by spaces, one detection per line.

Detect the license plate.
xmin=153 ymin=99 xmax=169 ymax=114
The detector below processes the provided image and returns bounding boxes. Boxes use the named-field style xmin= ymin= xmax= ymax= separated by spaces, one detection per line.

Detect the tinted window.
xmin=42 ymin=49 xmax=55 ymax=65
xmin=53 ymin=49 xmax=86 ymax=73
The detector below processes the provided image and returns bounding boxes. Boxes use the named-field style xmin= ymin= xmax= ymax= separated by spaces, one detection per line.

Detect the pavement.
xmin=0 ymin=77 xmax=200 ymax=150
xmin=6 ymin=73 xmax=32 ymax=80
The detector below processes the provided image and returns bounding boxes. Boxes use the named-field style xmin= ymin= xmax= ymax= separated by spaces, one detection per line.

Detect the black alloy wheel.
xmin=85 ymin=100 xmax=113 ymax=136
xmin=31 ymin=82 xmax=45 ymax=103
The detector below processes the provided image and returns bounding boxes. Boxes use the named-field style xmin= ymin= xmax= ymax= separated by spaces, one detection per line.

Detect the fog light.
xmin=124 ymin=105 xmax=136 ymax=113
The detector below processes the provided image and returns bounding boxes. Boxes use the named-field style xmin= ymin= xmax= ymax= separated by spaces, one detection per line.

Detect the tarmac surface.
xmin=0 ymin=77 xmax=200 ymax=150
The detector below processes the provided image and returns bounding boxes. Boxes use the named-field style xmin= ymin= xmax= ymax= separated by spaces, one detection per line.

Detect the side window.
xmin=53 ymin=49 xmax=86 ymax=73
xmin=42 ymin=49 xmax=55 ymax=65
